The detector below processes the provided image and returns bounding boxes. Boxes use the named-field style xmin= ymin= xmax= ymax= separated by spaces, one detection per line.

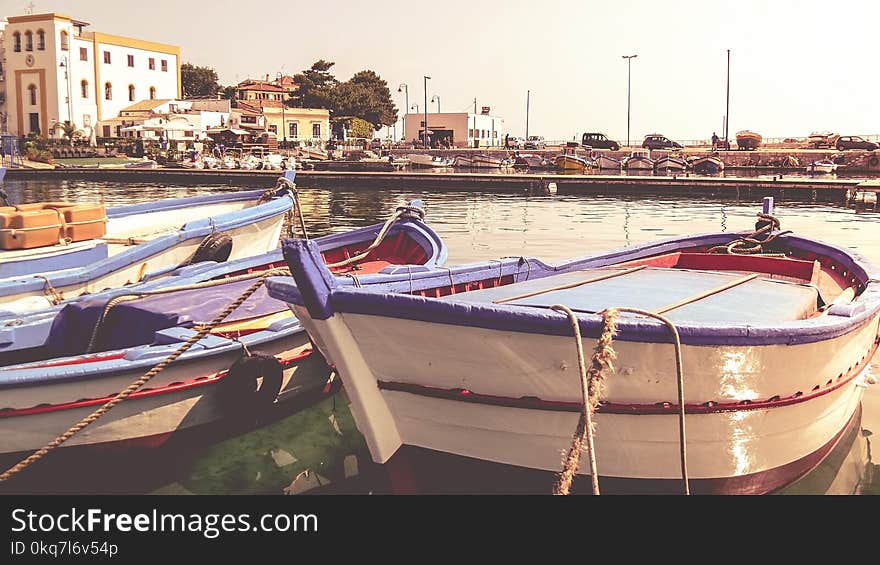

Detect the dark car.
xmin=524 ymin=135 xmax=546 ymax=149
xmin=581 ymin=132 xmax=620 ymax=151
xmin=836 ymin=135 xmax=878 ymax=151
xmin=642 ymin=134 xmax=682 ymax=150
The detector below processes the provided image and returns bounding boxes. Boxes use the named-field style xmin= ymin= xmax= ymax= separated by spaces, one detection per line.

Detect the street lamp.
xmin=431 ymin=94 xmax=440 ymax=113
xmin=411 ymin=103 xmax=419 ymax=114
xmin=724 ymin=49 xmax=730 ymax=150
xmin=525 ymin=89 xmax=530 ymax=140
xmin=423 ymin=76 xmax=431 ymax=148
xmin=276 ymin=71 xmax=287 ymax=148
xmin=622 ymin=54 xmax=637 ymax=148
xmin=58 ymin=56 xmax=73 ymax=142
xmin=397 ymin=83 xmax=408 ymax=141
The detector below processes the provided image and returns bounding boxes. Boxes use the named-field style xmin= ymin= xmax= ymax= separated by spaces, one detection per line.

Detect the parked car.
xmin=524 ymin=136 xmax=546 ymax=149
xmin=581 ymin=132 xmax=620 ymax=151
xmin=835 ymin=135 xmax=878 ymax=151
xmin=506 ymin=136 xmax=524 ymax=149
xmin=642 ymin=133 xmax=683 ymax=150
xmin=805 ymin=132 xmax=839 ymax=149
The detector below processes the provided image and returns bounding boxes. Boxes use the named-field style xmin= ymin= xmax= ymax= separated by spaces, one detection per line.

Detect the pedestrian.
xmin=711 ymin=132 xmax=719 ymax=149
xmin=504 ymin=134 xmax=509 ymax=149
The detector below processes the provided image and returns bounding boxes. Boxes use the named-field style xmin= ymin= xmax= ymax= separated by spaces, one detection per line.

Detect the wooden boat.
xmin=405 ymin=154 xmax=454 ymax=169
xmin=452 ymin=155 xmax=473 ymax=168
xmin=513 ymin=153 xmax=554 ymax=170
xmin=622 ymin=150 xmax=654 ymax=170
xmin=0 ymin=202 xmax=448 ymax=460
xmin=736 ymin=130 xmax=762 ymax=151
xmin=690 ymin=155 xmax=725 ymax=175
xmin=471 ymin=154 xmax=514 ymax=169
xmin=593 ymin=153 xmax=622 ymax=171
xmin=654 ymin=155 xmax=688 ymax=173
xmin=0 ymin=173 xmax=299 ymax=315
xmin=806 ymin=159 xmax=838 ymax=175
xmin=271 ymin=200 xmax=880 ymax=494
xmin=554 ymin=144 xmax=592 ymax=172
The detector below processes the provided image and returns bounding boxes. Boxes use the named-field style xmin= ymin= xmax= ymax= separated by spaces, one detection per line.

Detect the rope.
xmin=34 ymin=275 xmax=63 ymax=305
xmin=325 ymin=204 xmax=423 ymax=269
xmin=0 ymin=268 xmax=288 ymax=484
xmin=708 ymin=212 xmax=792 ymax=255
xmin=551 ymin=306 xmax=690 ymax=496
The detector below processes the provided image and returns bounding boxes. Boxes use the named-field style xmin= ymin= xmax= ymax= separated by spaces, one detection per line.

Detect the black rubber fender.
xmin=185 ymin=232 xmax=233 ymax=266
xmin=869 ymin=156 xmax=879 ymax=168
xmin=216 ymin=353 xmax=284 ymax=416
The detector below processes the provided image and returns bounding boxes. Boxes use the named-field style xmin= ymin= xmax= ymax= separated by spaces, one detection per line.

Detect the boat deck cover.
xmin=449 ymin=267 xmax=819 ymax=324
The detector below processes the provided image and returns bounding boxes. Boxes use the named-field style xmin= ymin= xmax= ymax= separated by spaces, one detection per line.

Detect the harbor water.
xmin=2 ymin=177 xmax=878 ymax=495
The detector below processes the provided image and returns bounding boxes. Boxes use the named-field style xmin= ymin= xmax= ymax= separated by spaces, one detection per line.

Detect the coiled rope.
xmin=0 ymin=267 xmax=289 ymax=483
xmin=708 ymin=212 xmax=790 ymax=255
xmin=325 ymin=204 xmax=425 ymax=270
xmin=551 ymin=306 xmax=690 ymax=496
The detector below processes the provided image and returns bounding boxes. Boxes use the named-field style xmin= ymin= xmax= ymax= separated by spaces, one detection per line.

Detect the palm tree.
xmin=53 ymin=121 xmax=84 ymax=146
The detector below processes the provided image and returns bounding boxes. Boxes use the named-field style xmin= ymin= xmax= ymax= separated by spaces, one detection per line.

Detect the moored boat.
xmin=0 ymin=202 xmax=448 ymax=461
xmin=593 ymin=153 xmax=622 ymax=171
xmin=270 ymin=202 xmax=880 ymax=494
xmin=806 ymin=159 xmax=838 ymax=175
xmin=690 ymin=155 xmax=725 ymax=175
xmin=736 ymin=130 xmax=762 ymax=151
xmin=0 ymin=174 xmax=300 ymax=315
xmin=622 ymin=149 xmax=654 ymax=170
xmin=654 ymin=155 xmax=688 ymax=173
xmin=512 ymin=153 xmax=554 ymax=170
xmin=470 ymin=154 xmax=514 ymax=169
xmin=404 ymin=153 xmax=454 ymax=168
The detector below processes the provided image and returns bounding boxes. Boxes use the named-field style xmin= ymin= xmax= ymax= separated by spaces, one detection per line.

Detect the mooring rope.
xmin=34 ymin=275 xmax=63 ymax=305
xmin=0 ymin=268 xmax=288 ymax=483
xmin=708 ymin=212 xmax=791 ymax=255
xmin=551 ymin=306 xmax=690 ymax=496
xmin=325 ymin=204 xmax=424 ymax=269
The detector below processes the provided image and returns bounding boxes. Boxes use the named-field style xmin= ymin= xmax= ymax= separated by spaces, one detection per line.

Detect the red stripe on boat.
xmin=378 ymin=338 xmax=878 ymax=415
xmin=0 ymin=349 xmax=314 ymax=418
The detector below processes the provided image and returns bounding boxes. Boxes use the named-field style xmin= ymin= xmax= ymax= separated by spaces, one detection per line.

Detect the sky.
xmin=6 ymin=0 xmax=880 ymax=142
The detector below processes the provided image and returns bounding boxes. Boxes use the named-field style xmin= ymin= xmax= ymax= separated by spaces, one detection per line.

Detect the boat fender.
xmin=869 ymin=156 xmax=879 ymax=168
xmin=217 ymin=353 xmax=284 ymax=415
xmin=184 ymin=232 xmax=233 ymax=266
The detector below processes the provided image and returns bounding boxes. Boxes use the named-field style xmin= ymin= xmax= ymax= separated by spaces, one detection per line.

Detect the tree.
xmin=53 ymin=121 xmax=84 ymax=145
xmin=221 ymin=85 xmax=238 ymax=100
xmin=181 ymin=63 xmax=221 ymax=98
xmin=287 ymin=60 xmax=337 ymax=109
xmin=332 ymin=70 xmax=397 ymax=130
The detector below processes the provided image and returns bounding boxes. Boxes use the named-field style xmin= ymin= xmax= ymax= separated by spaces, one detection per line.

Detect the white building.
xmin=0 ymin=12 xmax=180 ymax=140
xmin=401 ymin=109 xmax=504 ymax=148
xmin=106 ymin=98 xmax=229 ymax=141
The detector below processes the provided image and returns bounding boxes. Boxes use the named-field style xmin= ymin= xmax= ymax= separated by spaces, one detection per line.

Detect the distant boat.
xmin=405 ymin=153 xmax=454 ymax=168
xmin=471 ymin=154 xmax=514 ymax=168
xmin=654 ymin=155 xmax=688 ymax=173
xmin=622 ymin=149 xmax=654 ymax=171
xmin=513 ymin=153 xmax=554 ymax=170
xmin=554 ymin=143 xmax=591 ymax=172
xmin=806 ymin=159 xmax=838 ymax=175
xmin=123 ymin=159 xmax=158 ymax=169
xmin=736 ymin=130 xmax=763 ymax=151
xmin=452 ymin=155 xmax=473 ymax=168
xmin=691 ymin=155 xmax=725 ymax=175
xmin=593 ymin=153 xmax=622 ymax=171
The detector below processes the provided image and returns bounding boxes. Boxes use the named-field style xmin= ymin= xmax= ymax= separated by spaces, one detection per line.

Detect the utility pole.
xmin=724 ymin=49 xmax=730 ymax=149
xmin=622 ymin=54 xmax=637 ymax=148
xmin=423 ymin=75 xmax=431 ymax=148
xmin=525 ymin=89 xmax=530 ymax=140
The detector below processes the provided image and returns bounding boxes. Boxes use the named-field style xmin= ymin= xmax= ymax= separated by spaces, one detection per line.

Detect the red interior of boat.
xmin=320 ymin=231 xmax=429 ymax=274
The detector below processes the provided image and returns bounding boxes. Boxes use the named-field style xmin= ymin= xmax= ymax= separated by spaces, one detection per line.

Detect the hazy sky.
xmin=7 ymin=0 xmax=880 ymax=142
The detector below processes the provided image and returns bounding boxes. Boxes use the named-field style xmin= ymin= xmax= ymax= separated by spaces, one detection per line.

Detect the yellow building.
xmin=234 ymin=79 xmax=329 ymax=146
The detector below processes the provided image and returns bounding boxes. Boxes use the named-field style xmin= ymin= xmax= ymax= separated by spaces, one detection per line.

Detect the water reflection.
xmin=1 ymin=177 xmax=879 ymax=494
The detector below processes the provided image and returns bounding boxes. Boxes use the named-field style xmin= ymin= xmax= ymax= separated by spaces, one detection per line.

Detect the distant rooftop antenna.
xmin=25 ymin=1 xmax=35 ymax=14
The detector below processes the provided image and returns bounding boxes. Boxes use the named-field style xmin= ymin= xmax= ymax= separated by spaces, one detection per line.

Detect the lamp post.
xmin=397 ymin=83 xmax=408 ymax=141
xmin=622 ymin=54 xmax=637 ymax=148
xmin=59 ymin=56 xmax=73 ymax=142
xmin=724 ymin=49 xmax=730 ymax=150
xmin=423 ymin=75 xmax=431 ymax=148
xmin=276 ymin=71 xmax=287 ymax=148
xmin=431 ymin=94 xmax=440 ymax=113
xmin=525 ymin=89 xmax=530 ymax=140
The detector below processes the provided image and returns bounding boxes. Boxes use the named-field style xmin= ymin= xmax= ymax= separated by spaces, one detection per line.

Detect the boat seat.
xmin=449 ymin=266 xmax=821 ymax=325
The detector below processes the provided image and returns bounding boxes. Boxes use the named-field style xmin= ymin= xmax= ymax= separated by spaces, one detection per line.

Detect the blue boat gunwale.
xmin=0 ymin=188 xmax=296 ymax=304
xmin=273 ymin=231 xmax=880 ymax=348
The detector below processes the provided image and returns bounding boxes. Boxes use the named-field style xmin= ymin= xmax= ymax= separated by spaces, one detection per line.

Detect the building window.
xmin=28 ymin=84 xmax=37 ymax=106
xmin=79 ymin=47 xmax=88 ymax=61
xmin=184 ymin=130 xmax=194 ymax=138
xmin=149 ymin=86 xmax=156 ymax=100
xmin=60 ymin=30 xmax=69 ymax=51
xmin=128 ymin=84 xmax=135 ymax=102
xmin=103 ymin=51 xmax=111 ymax=64
xmin=289 ymin=122 xmax=298 ymax=138
xmin=148 ymin=57 xmax=155 ymax=70
xmin=268 ymin=124 xmax=277 ymax=134
xmin=127 ymin=54 xmax=134 ymax=67
xmin=102 ymin=125 xmax=111 ymax=138
xmin=105 ymin=82 xmax=112 ymax=100
xmin=81 ymin=80 xmax=89 ymax=98
xmin=36 ymin=30 xmax=45 ymax=50
xmin=312 ymin=123 xmax=321 ymax=138
xmin=24 ymin=31 xmax=33 ymax=52
xmin=13 ymin=32 xmax=21 ymax=52
xmin=161 ymin=59 xmax=168 ymax=72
